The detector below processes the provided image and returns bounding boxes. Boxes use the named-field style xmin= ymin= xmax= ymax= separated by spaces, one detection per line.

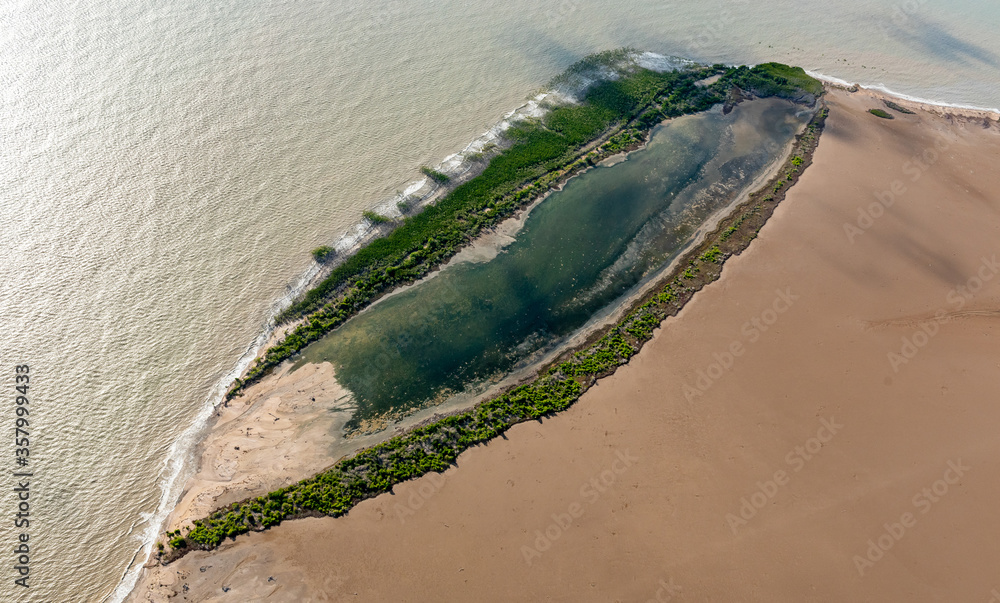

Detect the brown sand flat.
xmin=133 ymin=88 xmax=1000 ymax=602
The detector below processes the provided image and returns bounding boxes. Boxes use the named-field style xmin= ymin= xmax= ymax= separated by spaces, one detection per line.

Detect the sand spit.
xmin=159 ymin=362 xmax=354 ymax=536
xmin=130 ymin=86 xmax=1000 ymax=601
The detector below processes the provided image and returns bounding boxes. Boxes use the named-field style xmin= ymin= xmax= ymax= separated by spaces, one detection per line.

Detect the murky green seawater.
xmin=299 ymin=98 xmax=810 ymax=424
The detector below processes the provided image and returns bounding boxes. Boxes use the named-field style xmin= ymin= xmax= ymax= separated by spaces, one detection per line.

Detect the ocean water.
xmin=1 ymin=1 xmax=997 ymax=601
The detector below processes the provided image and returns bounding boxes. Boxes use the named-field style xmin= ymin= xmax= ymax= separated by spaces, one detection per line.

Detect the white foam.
xmin=107 ymin=262 xmax=320 ymax=603
xmin=807 ymin=70 xmax=1000 ymax=116
xmin=403 ymin=178 xmax=428 ymax=197
xmin=805 ymin=69 xmax=855 ymax=89
xmin=636 ymin=51 xmax=695 ymax=73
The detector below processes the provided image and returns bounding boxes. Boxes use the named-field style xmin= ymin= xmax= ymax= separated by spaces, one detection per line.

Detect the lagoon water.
xmin=299 ymin=99 xmax=809 ymax=428
xmin=1 ymin=1 xmax=998 ymax=601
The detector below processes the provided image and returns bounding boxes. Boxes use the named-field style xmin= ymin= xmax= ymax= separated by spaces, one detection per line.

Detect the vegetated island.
xmin=228 ymin=52 xmax=821 ymax=400
xmin=159 ymin=51 xmax=826 ymax=560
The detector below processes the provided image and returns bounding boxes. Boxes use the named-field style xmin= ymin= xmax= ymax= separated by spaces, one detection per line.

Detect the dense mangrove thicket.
xmin=166 ymin=94 xmax=827 ymax=560
xmin=226 ymin=53 xmax=820 ymax=399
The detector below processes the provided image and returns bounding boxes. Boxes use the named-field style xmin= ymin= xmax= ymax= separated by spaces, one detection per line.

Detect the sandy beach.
xmin=130 ymin=87 xmax=1000 ymax=601
xmin=162 ymin=362 xmax=353 ymax=533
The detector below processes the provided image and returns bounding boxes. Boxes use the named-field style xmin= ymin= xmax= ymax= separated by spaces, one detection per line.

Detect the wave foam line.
xmin=107 ymin=262 xmax=321 ymax=603
xmin=331 ymin=92 xmax=562 ymax=255
xmin=806 ymin=69 xmax=1000 ymax=115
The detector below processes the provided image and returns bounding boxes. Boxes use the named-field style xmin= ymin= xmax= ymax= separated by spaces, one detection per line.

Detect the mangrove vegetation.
xmin=420 ymin=166 xmax=451 ymax=184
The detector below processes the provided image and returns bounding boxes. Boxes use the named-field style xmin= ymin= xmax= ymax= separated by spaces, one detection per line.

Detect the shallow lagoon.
xmin=299 ymin=98 xmax=810 ymax=426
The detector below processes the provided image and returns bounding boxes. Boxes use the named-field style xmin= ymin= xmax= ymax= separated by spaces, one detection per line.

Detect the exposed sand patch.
xmin=130 ymin=88 xmax=1000 ymax=602
xmin=439 ymin=207 xmax=525 ymax=265
xmin=162 ymin=362 xmax=354 ymax=535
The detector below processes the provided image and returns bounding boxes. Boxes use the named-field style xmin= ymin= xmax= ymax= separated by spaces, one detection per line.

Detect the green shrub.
xmin=420 ymin=167 xmax=450 ymax=184
xmin=868 ymin=108 xmax=893 ymax=119
xmin=883 ymin=100 xmax=915 ymax=114
xmin=699 ymin=245 xmax=723 ymax=263
xmin=714 ymin=63 xmax=823 ymax=98
xmin=311 ymin=246 xmax=334 ymax=263
xmin=363 ymin=210 xmax=391 ymax=224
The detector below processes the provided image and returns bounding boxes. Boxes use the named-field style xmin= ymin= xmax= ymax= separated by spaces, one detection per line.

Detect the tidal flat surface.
xmin=298 ymin=98 xmax=811 ymax=427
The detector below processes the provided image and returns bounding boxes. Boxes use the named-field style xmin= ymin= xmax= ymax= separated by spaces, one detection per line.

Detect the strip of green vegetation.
xmin=883 ymin=99 xmax=915 ymax=114
xmin=362 ymin=210 xmax=391 ymax=224
xmin=869 ymin=108 xmax=894 ymax=119
xmin=226 ymin=52 xmax=821 ymax=403
xmin=420 ymin=166 xmax=451 ymax=184
xmin=167 ymin=84 xmax=828 ymax=561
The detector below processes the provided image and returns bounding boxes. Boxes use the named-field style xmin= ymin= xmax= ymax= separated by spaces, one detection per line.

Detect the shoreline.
xmin=103 ymin=257 xmax=321 ymax=603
